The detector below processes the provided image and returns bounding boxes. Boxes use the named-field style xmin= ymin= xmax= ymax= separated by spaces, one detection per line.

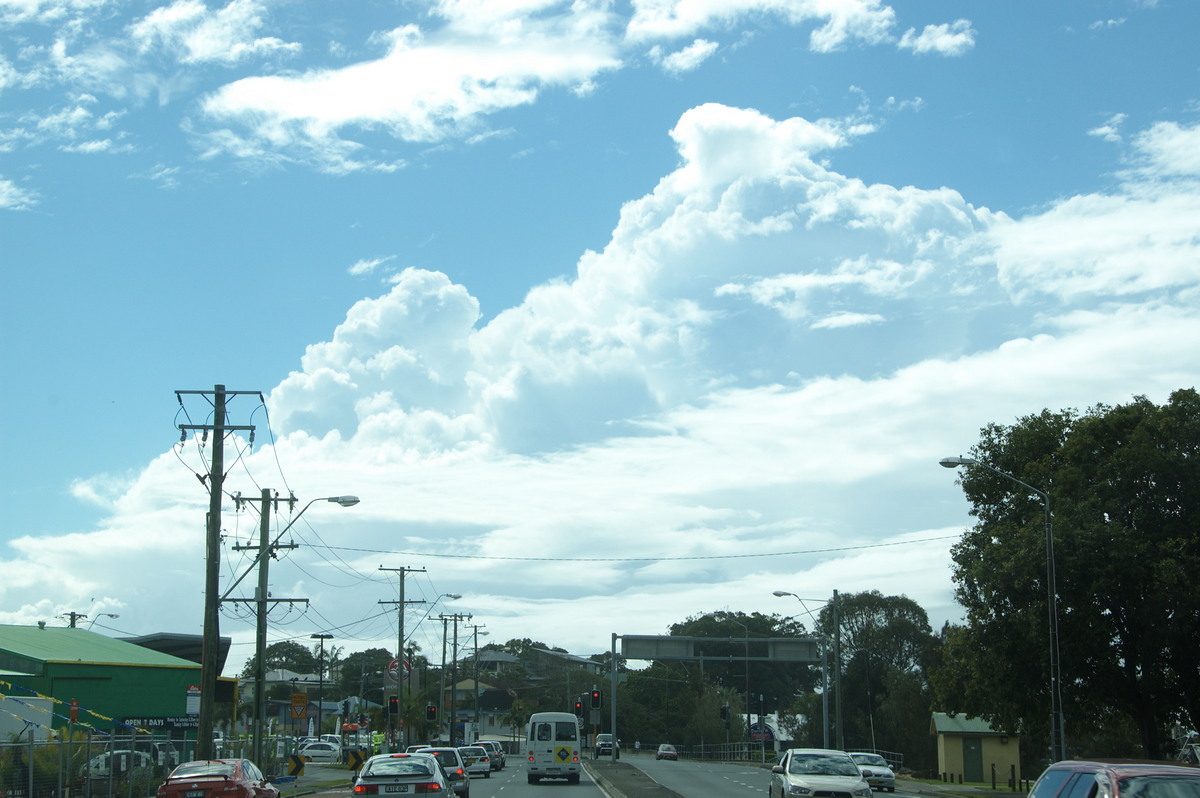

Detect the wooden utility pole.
xmin=229 ymin=489 xmax=303 ymax=764
xmin=177 ymin=384 xmax=258 ymax=759
xmin=379 ymin=566 xmax=426 ymax=749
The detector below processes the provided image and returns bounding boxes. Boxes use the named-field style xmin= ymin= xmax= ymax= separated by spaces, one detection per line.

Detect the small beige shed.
xmin=930 ymin=711 xmax=1021 ymax=784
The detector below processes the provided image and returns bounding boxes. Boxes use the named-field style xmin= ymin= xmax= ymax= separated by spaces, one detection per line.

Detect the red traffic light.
xmin=425 ymin=704 xmax=437 ymax=721
xmin=590 ymin=689 xmax=601 ymax=709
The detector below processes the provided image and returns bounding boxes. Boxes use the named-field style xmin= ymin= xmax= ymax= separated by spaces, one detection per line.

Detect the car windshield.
xmin=660 ymin=745 xmax=675 ymax=752
xmin=362 ymin=759 xmax=434 ymax=778
xmin=1120 ymin=774 xmax=1200 ymax=798
xmin=853 ymin=755 xmax=888 ymax=767
xmin=788 ymin=753 xmax=860 ymax=777
xmin=172 ymin=762 xmax=235 ymax=778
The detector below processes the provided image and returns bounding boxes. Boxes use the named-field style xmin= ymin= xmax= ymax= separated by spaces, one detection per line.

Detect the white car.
xmin=770 ymin=749 xmax=873 ymax=798
xmin=850 ymin=752 xmax=897 ymax=792
xmin=457 ymin=746 xmax=491 ymax=778
xmin=81 ymin=750 xmax=153 ymax=778
xmin=300 ymin=741 xmax=341 ymax=763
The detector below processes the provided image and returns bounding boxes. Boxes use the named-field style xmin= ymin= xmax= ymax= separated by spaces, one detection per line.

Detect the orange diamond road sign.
xmin=291 ymin=693 xmax=308 ymax=720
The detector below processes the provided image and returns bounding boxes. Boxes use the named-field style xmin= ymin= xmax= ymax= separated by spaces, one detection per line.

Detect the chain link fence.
xmin=1 ymin=732 xmax=295 ymax=798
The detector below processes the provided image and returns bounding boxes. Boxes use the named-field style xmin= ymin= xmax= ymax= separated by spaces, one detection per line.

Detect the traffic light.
xmin=342 ymin=700 xmax=351 ymax=719
xmin=388 ymin=695 xmax=399 ymax=715
xmin=425 ymin=704 xmax=437 ymax=721
xmin=589 ymin=689 xmax=601 ymax=709
xmin=573 ymin=700 xmax=583 ymax=717
xmin=720 ymin=705 xmax=729 ymax=720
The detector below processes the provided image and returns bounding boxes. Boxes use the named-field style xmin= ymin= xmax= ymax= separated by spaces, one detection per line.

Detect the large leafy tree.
xmin=241 ymin=640 xmax=318 ymax=678
xmin=811 ymin=591 xmax=937 ymax=767
xmin=932 ymin=389 xmax=1200 ymax=760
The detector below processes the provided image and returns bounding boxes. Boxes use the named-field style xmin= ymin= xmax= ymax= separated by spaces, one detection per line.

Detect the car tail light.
xmin=353 ymin=786 xmax=377 ymax=795
xmin=528 ymin=753 xmax=534 ymax=762
xmin=414 ymin=783 xmax=445 ymax=794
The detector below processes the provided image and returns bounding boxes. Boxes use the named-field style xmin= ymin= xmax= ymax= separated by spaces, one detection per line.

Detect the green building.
xmin=0 ymin=624 xmax=231 ymax=740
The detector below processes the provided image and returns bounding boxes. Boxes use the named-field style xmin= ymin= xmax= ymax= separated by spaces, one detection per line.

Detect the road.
xmin=297 ymin=756 xmax=933 ymax=798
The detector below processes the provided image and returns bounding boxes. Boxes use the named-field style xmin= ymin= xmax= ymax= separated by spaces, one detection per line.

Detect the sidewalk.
xmin=582 ymin=759 xmax=1026 ymax=798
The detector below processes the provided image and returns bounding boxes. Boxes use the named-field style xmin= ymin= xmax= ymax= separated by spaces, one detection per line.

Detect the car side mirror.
xmin=772 ymin=765 xmax=785 ymax=774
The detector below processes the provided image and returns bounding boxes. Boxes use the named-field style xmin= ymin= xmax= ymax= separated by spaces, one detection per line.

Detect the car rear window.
xmin=173 ymin=762 xmax=235 ymax=778
xmin=363 ymin=759 xmax=434 ymax=778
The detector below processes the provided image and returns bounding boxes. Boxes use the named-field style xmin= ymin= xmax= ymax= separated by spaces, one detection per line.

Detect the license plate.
xmin=185 ymin=791 xmax=206 ymax=798
xmin=383 ymin=786 xmax=409 ymax=793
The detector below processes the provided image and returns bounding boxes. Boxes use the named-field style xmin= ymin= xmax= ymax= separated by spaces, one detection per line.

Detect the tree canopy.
xmin=932 ymin=389 xmax=1200 ymax=760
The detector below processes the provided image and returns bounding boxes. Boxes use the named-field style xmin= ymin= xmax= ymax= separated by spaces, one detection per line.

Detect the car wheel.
xmin=568 ymin=774 xmax=580 ymax=784
xmin=484 ymin=771 xmax=490 ymax=778
xmin=527 ymin=775 xmax=539 ymax=784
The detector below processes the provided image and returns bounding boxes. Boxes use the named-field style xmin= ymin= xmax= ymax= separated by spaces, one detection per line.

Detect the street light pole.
xmin=729 ymin=618 xmax=751 ymax=754
xmin=772 ymin=591 xmax=830 ymax=749
xmin=312 ymin=634 xmax=334 ymax=737
xmin=469 ymin=625 xmax=489 ymax=737
xmin=228 ymin=493 xmax=359 ymax=763
xmin=940 ymin=455 xmax=1065 ymax=762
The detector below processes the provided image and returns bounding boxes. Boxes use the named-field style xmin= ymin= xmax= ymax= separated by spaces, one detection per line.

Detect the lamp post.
xmin=469 ymin=626 xmax=489 ymax=736
xmin=772 ymin=591 xmax=830 ymax=749
xmin=85 ymin=613 xmax=120 ymax=630
xmin=399 ymin=593 xmax=460 ymax=749
xmin=312 ymin=633 xmax=334 ymax=737
xmin=226 ymin=494 xmax=358 ymax=765
xmin=729 ymin=618 xmax=751 ymax=754
xmin=940 ymin=455 xmax=1065 ymax=762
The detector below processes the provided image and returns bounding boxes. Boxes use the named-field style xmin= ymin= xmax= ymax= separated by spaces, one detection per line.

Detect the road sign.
xmin=348 ymin=750 xmax=366 ymax=771
xmin=288 ymin=755 xmax=305 ymax=777
xmin=291 ymin=693 xmax=308 ymax=720
xmin=387 ymin=658 xmax=411 ymax=682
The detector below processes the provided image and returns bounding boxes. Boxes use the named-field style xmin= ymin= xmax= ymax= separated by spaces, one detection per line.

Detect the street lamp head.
xmin=939 ymin=456 xmax=977 ymax=469
xmin=328 ymin=495 xmax=360 ymax=506
xmin=772 ymin=591 xmax=794 ymax=598
xmin=443 ymin=593 xmax=462 ymax=600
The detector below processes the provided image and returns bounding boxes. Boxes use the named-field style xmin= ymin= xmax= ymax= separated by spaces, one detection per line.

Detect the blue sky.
xmin=2 ymin=0 xmax=1198 ymax=674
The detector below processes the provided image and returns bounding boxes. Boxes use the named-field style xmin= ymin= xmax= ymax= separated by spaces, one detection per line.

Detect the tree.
xmin=812 ymin=591 xmax=937 ymax=767
xmin=932 ymin=389 xmax=1200 ymax=760
xmin=241 ymin=640 xmax=318 ymax=679
xmin=335 ymin=647 xmax=396 ymax=699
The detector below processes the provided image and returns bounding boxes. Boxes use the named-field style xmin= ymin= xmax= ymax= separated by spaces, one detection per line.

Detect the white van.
xmin=525 ymin=712 xmax=582 ymax=784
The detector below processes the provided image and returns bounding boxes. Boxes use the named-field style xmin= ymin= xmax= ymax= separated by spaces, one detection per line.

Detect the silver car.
xmin=353 ymin=752 xmax=454 ymax=797
xmin=770 ymin=749 xmax=873 ymax=798
xmin=850 ymin=752 xmax=897 ymax=792
xmin=416 ymin=747 xmax=471 ymax=797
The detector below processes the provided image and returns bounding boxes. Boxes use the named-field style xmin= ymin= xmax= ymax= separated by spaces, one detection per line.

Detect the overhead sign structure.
xmin=620 ymin=634 xmax=822 ymax=662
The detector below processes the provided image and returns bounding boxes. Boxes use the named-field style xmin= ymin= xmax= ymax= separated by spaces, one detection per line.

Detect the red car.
xmin=157 ymin=759 xmax=279 ymax=798
xmin=1029 ymin=759 xmax=1200 ymax=798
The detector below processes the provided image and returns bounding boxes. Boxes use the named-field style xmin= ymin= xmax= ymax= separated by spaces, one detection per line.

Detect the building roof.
xmin=119 ymin=632 xmax=230 ymax=669
xmin=0 ymin=625 xmax=200 ymax=669
xmin=930 ymin=711 xmax=1012 ymax=736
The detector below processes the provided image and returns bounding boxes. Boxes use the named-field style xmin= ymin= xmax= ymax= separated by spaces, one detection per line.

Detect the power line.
xmin=308 ymin=534 xmax=959 ymax=563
